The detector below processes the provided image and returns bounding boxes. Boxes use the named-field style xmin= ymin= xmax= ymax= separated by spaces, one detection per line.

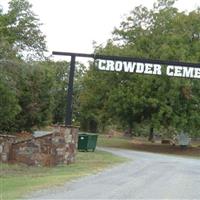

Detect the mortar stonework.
xmin=0 ymin=126 xmax=78 ymax=166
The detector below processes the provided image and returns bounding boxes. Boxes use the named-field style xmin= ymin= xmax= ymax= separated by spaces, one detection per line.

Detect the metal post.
xmin=65 ymin=55 xmax=76 ymax=126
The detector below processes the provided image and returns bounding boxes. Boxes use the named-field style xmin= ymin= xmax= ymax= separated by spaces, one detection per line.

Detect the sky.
xmin=1 ymin=0 xmax=200 ymax=61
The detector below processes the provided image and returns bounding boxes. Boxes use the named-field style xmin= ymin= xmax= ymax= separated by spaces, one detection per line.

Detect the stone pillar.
xmin=52 ymin=125 xmax=79 ymax=165
xmin=0 ymin=135 xmax=16 ymax=162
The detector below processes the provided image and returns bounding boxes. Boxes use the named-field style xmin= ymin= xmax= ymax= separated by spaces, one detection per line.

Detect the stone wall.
xmin=0 ymin=135 xmax=16 ymax=162
xmin=0 ymin=126 xmax=78 ymax=166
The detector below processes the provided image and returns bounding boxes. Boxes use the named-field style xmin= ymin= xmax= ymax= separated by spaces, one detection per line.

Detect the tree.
xmin=14 ymin=63 xmax=55 ymax=130
xmin=0 ymin=0 xmax=51 ymax=133
xmin=0 ymin=0 xmax=47 ymax=60
xmin=0 ymin=70 xmax=21 ymax=132
xmin=78 ymin=66 xmax=112 ymax=132
xmin=43 ymin=61 xmax=86 ymax=126
xmin=79 ymin=0 xmax=200 ymax=137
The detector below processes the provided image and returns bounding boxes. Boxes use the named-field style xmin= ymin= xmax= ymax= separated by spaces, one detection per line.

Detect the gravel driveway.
xmin=26 ymin=147 xmax=200 ymax=199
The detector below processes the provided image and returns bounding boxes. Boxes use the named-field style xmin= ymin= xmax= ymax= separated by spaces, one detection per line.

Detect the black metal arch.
xmin=52 ymin=51 xmax=200 ymax=126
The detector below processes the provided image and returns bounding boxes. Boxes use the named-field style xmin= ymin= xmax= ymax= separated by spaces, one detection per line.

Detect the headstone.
xmin=177 ymin=132 xmax=191 ymax=147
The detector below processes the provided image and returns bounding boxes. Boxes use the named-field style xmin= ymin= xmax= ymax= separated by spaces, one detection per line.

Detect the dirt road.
xmin=27 ymin=147 xmax=200 ymax=199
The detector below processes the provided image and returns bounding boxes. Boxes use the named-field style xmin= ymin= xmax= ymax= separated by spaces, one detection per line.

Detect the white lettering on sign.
xmin=135 ymin=63 xmax=144 ymax=73
xmin=144 ymin=63 xmax=153 ymax=74
xmin=106 ymin=60 xmax=115 ymax=71
xmin=96 ymin=59 xmax=200 ymax=79
xmin=123 ymin=62 xmax=136 ymax=72
xmin=153 ymin=64 xmax=162 ymax=75
xmin=166 ymin=66 xmax=200 ymax=78
xmin=194 ymin=68 xmax=200 ymax=78
xmin=166 ymin=65 xmax=174 ymax=76
xmin=97 ymin=60 xmax=162 ymax=75
xmin=115 ymin=61 xmax=123 ymax=71
xmin=174 ymin=66 xmax=183 ymax=77
xmin=98 ymin=60 xmax=106 ymax=70
xmin=182 ymin=67 xmax=194 ymax=78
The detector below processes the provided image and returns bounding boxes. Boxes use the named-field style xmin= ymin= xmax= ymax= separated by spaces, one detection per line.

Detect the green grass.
xmin=97 ymin=135 xmax=133 ymax=149
xmin=0 ymin=150 xmax=127 ymax=200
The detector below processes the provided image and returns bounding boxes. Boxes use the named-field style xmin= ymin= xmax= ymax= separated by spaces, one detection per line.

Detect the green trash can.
xmin=78 ymin=133 xmax=98 ymax=151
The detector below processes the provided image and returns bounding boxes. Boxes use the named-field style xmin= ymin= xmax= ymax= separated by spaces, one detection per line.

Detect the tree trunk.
xmin=148 ymin=127 xmax=154 ymax=142
xmin=124 ymin=123 xmax=132 ymax=136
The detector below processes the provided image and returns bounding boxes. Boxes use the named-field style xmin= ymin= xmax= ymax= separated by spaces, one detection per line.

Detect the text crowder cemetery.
xmin=96 ymin=59 xmax=200 ymax=79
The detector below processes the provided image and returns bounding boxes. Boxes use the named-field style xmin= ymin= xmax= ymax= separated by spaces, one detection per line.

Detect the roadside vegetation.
xmin=0 ymin=150 xmax=127 ymax=200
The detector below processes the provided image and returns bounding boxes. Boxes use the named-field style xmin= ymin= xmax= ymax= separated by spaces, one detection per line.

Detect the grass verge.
xmin=97 ymin=135 xmax=133 ymax=149
xmin=0 ymin=150 xmax=127 ymax=200
xmin=97 ymin=135 xmax=200 ymax=158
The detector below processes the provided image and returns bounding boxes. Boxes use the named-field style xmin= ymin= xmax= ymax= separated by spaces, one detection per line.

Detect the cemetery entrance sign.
xmin=97 ymin=59 xmax=200 ymax=79
xmin=52 ymin=51 xmax=200 ymax=126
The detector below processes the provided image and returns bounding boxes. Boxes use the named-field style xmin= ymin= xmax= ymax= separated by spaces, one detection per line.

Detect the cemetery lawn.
xmin=97 ymin=135 xmax=200 ymax=158
xmin=0 ymin=150 xmax=127 ymax=200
